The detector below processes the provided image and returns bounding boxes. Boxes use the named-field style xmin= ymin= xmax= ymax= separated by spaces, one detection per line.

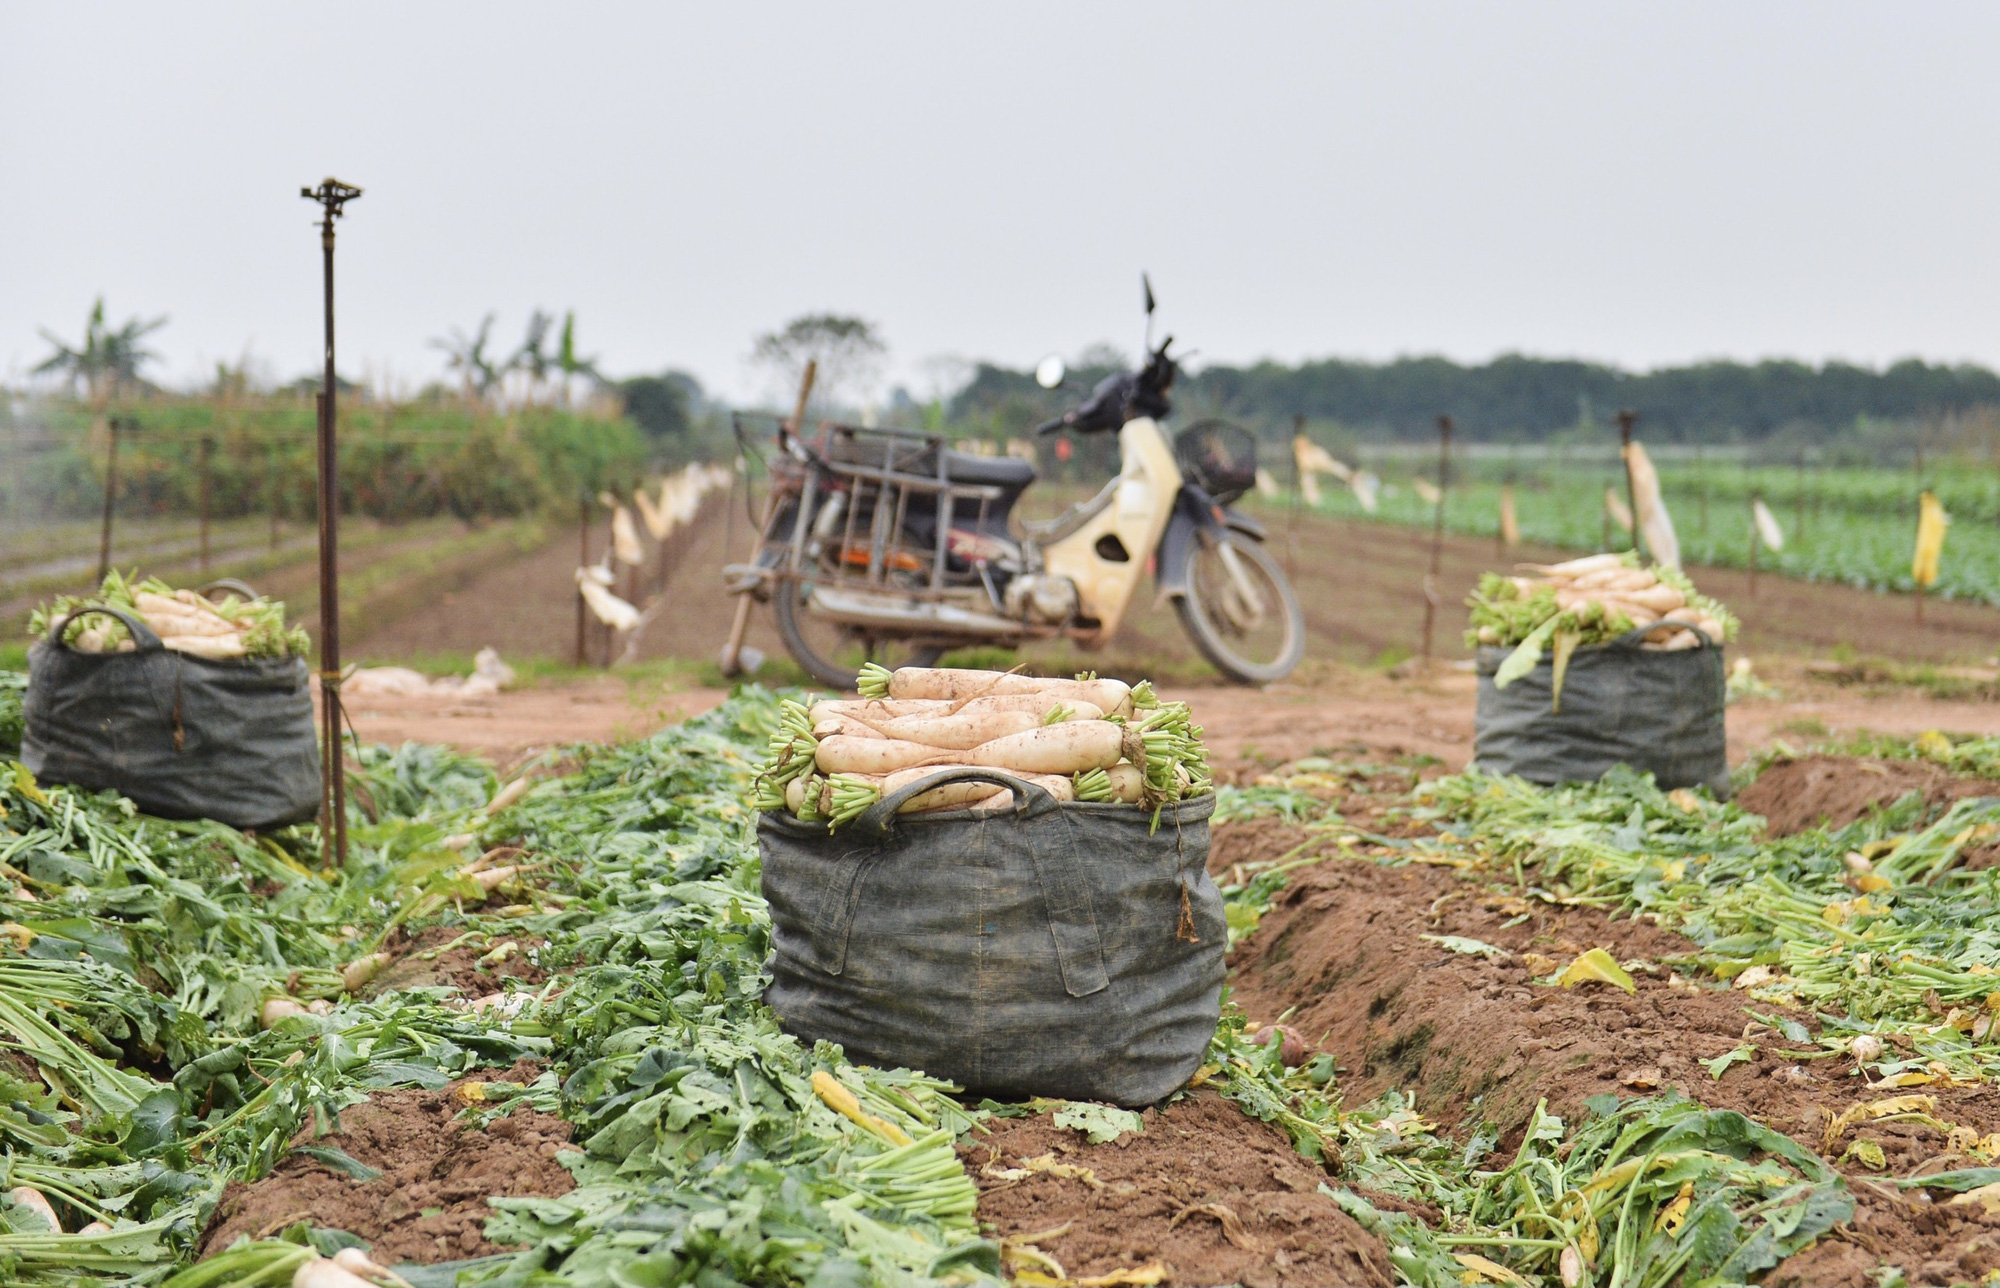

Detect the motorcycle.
xmin=723 ymin=287 xmax=1306 ymax=689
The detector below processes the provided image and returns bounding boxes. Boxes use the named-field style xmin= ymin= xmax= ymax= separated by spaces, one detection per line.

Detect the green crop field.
xmin=1269 ymin=451 xmax=2000 ymax=605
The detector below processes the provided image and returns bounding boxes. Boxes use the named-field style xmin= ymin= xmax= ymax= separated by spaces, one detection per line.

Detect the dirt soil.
xmin=1212 ymin=772 xmax=2000 ymax=1288
xmin=201 ymin=1059 xmax=575 ymax=1265
xmin=1737 ymin=753 xmax=2000 ymax=837
xmin=965 ymin=1092 xmax=1393 ymax=1288
xmin=363 ymin=925 xmax=547 ymax=999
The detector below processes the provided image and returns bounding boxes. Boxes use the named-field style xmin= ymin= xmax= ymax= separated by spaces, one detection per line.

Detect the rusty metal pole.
xmin=302 ymin=177 xmax=361 ymax=867
xmin=1617 ymin=409 xmax=1641 ymax=560
xmin=197 ymin=435 xmax=214 ymax=573
xmin=575 ymin=493 xmax=589 ymax=666
xmin=96 ymin=417 xmax=124 ymax=583
xmin=1420 ymin=414 xmax=1451 ymax=665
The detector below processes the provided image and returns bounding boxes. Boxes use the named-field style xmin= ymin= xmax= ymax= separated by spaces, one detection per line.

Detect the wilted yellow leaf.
xmin=454 ymin=1081 xmax=489 ymax=1105
xmin=1667 ymin=789 xmax=1702 ymax=814
xmin=1524 ymin=952 xmax=1560 ymax=978
xmin=1074 ymin=1265 xmax=1169 ymax=1288
xmin=1873 ymin=1071 xmax=1936 ymax=1088
xmin=1843 ymin=1139 xmax=1887 ymax=1170
xmin=1659 ymin=861 xmax=1686 ymax=884
xmin=1861 ymin=838 xmax=1902 ymax=859
xmin=1853 ymin=874 xmax=1893 ymax=894
xmin=1653 ymin=1180 xmax=1694 ymax=1234
xmin=1865 ymin=1094 xmax=1938 ymax=1118
xmin=1950 ymin=1183 xmax=2000 ymax=1216
xmin=1916 ymin=729 xmax=1954 ymax=760
xmin=1455 ymin=1252 xmax=1532 ymax=1286
xmin=1558 ymin=948 xmax=1637 ymax=995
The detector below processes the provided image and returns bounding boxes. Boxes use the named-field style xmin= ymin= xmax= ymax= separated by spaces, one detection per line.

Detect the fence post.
xmin=1420 ymin=415 xmax=1451 ymax=665
xmin=198 ymin=435 xmax=214 ymax=573
xmin=575 ymin=492 xmax=589 ymax=666
xmin=96 ymin=416 xmax=125 ymax=583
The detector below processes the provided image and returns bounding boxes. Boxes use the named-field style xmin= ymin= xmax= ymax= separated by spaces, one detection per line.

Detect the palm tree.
xmin=429 ymin=314 xmax=502 ymax=400
xmin=507 ymin=310 xmax=555 ymax=401
xmin=554 ymin=310 xmax=601 ymax=403
xmin=34 ymin=298 xmax=167 ymax=401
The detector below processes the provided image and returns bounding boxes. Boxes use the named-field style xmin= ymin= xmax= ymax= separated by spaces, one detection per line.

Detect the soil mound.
xmin=1738 ymin=755 xmax=1998 ymax=836
xmin=364 ymin=925 xmax=547 ymax=999
xmin=201 ymin=1060 xmax=575 ymax=1265
xmin=1218 ymin=825 xmax=2000 ymax=1285
xmin=965 ymin=1091 xmax=1392 ymax=1288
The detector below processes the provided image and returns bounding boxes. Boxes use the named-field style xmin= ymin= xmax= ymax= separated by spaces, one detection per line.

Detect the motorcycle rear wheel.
xmin=1173 ymin=531 xmax=1305 ymax=684
xmin=773 ymin=578 xmax=944 ymax=690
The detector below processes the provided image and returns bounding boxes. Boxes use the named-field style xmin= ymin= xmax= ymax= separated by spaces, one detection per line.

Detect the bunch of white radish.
xmin=1466 ymin=551 xmax=1741 ymax=701
xmin=752 ymin=665 xmax=1210 ymax=830
xmin=31 ymin=569 xmax=310 ymax=660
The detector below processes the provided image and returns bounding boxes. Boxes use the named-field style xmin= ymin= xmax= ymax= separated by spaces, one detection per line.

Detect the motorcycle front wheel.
xmin=1173 ymin=531 xmax=1305 ymax=684
xmin=773 ymin=577 xmax=944 ymax=690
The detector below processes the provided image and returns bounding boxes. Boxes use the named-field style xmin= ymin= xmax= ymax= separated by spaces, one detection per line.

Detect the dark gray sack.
xmin=23 ymin=607 xmax=321 ymax=830
xmin=761 ymin=768 xmax=1225 ymax=1107
xmin=1474 ymin=624 xmax=1729 ymax=796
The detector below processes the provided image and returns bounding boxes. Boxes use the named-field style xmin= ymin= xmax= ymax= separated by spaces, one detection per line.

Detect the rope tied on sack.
xmin=1174 ymin=809 xmax=1200 ymax=943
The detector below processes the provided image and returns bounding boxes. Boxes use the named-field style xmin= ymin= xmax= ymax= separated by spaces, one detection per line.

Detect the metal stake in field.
xmin=1748 ymin=491 xmax=1761 ymax=598
xmin=1616 ymin=409 xmax=1642 ymax=560
xmin=301 ymin=176 xmax=361 ymax=867
xmin=1420 ymin=414 xmax=1451 ymax=665
xmin=719 ymin=359 xmax=816 ymax=677
xmin=96 ymin=415 xmax=131 ymax=582
xmin=197 ymin=435 xmax=214 ymax=573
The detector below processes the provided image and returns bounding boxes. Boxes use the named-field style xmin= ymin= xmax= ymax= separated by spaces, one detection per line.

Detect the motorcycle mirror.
xmin=1034 ymin=355 xmax=1067 ymax=389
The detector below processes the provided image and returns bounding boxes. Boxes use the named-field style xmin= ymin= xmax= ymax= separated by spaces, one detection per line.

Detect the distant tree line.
xmin=948 ymin=353 xmax=2000 ymax=444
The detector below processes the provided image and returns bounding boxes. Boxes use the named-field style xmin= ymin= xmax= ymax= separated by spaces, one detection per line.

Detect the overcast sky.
xmin=5 ymin=3 xmax=1997 ymax=404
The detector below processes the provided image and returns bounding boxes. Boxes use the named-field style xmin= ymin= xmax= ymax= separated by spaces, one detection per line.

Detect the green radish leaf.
xmin=1549 ymin=627 xmax=1582 ymax=713
xmin=1492 ymin=617 xmax=1558 ymax=690
xmin=1705 ymin=1044 xmax=1757 ymax=1079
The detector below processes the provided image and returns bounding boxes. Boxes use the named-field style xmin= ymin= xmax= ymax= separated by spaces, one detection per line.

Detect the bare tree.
xmin=752 ymin=314 xmax=887 ymax=414
xmin=34 ymin=297 xmax=167 ymax=401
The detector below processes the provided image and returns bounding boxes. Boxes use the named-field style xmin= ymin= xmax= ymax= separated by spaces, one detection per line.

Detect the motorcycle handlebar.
xmin=1034 ymin=415 xmax=1068 ymax=436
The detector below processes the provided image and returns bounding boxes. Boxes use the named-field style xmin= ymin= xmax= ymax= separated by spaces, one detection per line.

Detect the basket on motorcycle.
xmin=1174 ymin=419 xmax=1259 ymax=504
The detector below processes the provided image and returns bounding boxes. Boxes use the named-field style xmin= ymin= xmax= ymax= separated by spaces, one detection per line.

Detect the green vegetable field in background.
xmin=1268 ymin=455 xmax=2000 ymax=604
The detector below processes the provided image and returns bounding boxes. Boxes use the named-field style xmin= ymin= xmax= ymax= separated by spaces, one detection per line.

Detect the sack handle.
xmin=841 ymin=764 xmax=1109 ymax=999
xmin=195 ymin=578 xmax=259 ymax=601
xmin=45 ymin=605 xmax=163 ymax=654
xmin=850 ymin=766 xmax=1058 ymax=841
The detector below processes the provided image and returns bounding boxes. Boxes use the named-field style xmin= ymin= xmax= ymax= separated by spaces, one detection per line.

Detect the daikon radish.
xmin=159 ymin=634 xmax=249 ymax=659
xmin=1517 ymin=553 xmax=1625 ymax=578
xmin=1566 ymin=568 xmax=1653 ymax=592
xmin=963 ymin=720 xmax=1126 ymax=775
xmin=1104 ymin=762 xmax=1147 ymax=803
xmin=293 ymin=1256 xmax=379 ymax=1288
xmin=813 ymin=735 xmax=951 ymax=775
xmin=6 ymin=1186 xmax=58 ymax=1232
xmin=260 ymin=997 xmax=310 ymax=1028
xmin=861 ymin=665 xmax=1132 ymax=717
xmin=1692 ymin=617 xmax=1724 ymax=643
xmin=341 ymin=951 xmax=392 ymax=992
xmin=810 ymin=698 xmax=950 ymax=723
xmin=901 ymin=778 xmax=1010 ymax=813
xmin=812 ymin=715 xmax=886 ymax=740
xmin=333 ymin=1247 xmax=415 ymax=1288
xmin=78 ymin=1220 xmax=111 ymax=1236
xmin=486 ymin=776 xmax=533 ymax=814
xmin=784 ymin=776 xmax=808 ymax=814
xmin=946 ymin=692 xmax=1105 ymax=722
xmin=872 ymin=707 xmax=1042 ymax=751
xmin=1618 ymin=584 xmax=1685 ymax=613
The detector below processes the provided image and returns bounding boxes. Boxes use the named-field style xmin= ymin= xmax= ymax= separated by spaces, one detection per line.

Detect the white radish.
xmin=6 ymin=1186 xmax=58 ymax=1232
xmin=784 ymin=776 xmax=808 ymax=814
xmin=293 ymin=1256 xmax=379 ymax=1288
xmin=963 ymin=720 xmax=1126 ymax=775
xmin=341 ymin=952 xmax=392 ymax=993
xmin=871 ymin=708 xmax=1042 ymax=751
xmin=1104 ymin=762 xmax=1147 ymax=803
xmin=78 ymin=1220 xmax=111 ymax=1236
xmin=880 ymin=668 xmax=1132 ymax=716
xmin=1693 ymin=617 xmax=1724 ymax=643
xmin=901 ymin=779 xmax=1010 ymax=812
xmin=260 ymin=997 xmax=309 ymax=1028
xmin=1519 ymin=553 xmax=1626 ymax=578
xmin=811 ymin=698 xmax=951 ymax=723
xmin=469 ymin=865 xmax=531 ymax=893
xmin=159 ymin=634 xmax=249 ymax=659
xmin=486 ymin=777 xmax=533 ymax=814
xmin=812 ymin=715 xmax=886 ymax=740
xmin=333 ymin=1246 xmax=414 ymax=1287
xmin=813 ymin=736 xmax=951 ymax=775
xmin=946 ymin=692 xmax=1106 ymax=722
xmin=1619 ymin=584 xmax=1686 ymax=613
xmin=1566 ymin=568 xmax=1654 ymax=592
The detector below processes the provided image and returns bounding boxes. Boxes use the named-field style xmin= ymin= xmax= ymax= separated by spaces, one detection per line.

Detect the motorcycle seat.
xmin=944 ymin=451 xmax=1036 ymax=490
